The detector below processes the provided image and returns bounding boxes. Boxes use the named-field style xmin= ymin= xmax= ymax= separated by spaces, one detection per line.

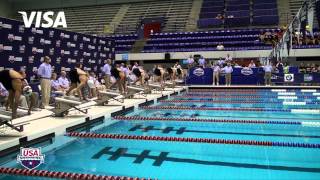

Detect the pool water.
xmin=1 ymin=89 xmax=320 ymax=180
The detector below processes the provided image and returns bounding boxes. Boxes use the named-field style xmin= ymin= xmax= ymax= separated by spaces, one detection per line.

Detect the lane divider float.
xmin=291 ymin=109 xmax=320 ymax=114
xmin=160 ymin=100 xmax=319 ymax=105
xmin=301 ymin=89 xmax=317 ymax=92
xmin=141 ymin=106 xmax=290 ymax=112
xmin=184 ymin=94 xmax=315 ymax=99
xmin=113 ymin=116 xmax=301 ymax=125
xmin=65 ymin=132 xmax=320 ymax=149
xmin=0 ymin=167 xmax=151 ymax=180
xmin=175 ymin=95 xmax=316 ymax=100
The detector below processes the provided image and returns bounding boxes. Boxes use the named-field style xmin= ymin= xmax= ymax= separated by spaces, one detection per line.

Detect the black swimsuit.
xmin=133 ymin=68 xmax=141 ymax=78
xmin=0 ymin=70 xmax=13 ymax=90
xmin=111 ymin=67 xmax=120 ymax=79
xmin=69 ymin=69 xmax=80 ymax=83
xmin=167 ymin=68 xmax=173 ymax=74
xmin=154 ymin=68 xmax=161 ymax=76
xmin=177 ymin=68 xmax=182 ymax=75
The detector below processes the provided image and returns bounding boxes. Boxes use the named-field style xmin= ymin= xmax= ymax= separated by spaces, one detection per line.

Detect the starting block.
xmin=0 ymin=108 xmax=29 ymax=132
xmin=95 ymin=91 xmax=124 ymax=105
xmin=51 ymin=96 xmax=89 ymax=117
xmin=127 ymin=86 xmax=149 ymax=97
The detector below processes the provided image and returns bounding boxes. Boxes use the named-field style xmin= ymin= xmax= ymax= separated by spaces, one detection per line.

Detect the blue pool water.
xmin=1 ymin=89 xmax=320 ymax=179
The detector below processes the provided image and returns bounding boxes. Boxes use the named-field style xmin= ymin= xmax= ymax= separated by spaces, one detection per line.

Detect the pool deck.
xmin=0 ymin=86 xmax=186 ymax=156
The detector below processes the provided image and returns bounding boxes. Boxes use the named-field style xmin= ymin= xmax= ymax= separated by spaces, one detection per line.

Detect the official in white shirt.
xmin=102 ymin=59 xmax=112 ymax=89
xmin=263 ymin=63 xmax=273 ymax=86
xmin=198 ymin=56 xmax=206 ymax=68
xmin=212 ymin=62 xmax=220 ymax=86
xmin=224 ymin=63 xmax=233 ymax=86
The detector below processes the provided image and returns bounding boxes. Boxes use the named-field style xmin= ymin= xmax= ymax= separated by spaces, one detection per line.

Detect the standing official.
xmin=212 ymin=62 xmax=220 ymax=86
xmin=37 ymin=56 xmax=52 ymax=108
xmin=224 ymin=63 xmax=233 ymax=86
xmin=263 ymin=62 xmax=273 ymax=86
xmin=102 ymin=59 xmax=112 ymax=89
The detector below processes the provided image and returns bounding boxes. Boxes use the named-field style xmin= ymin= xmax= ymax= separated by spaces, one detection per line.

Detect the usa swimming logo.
xmin=17 ymin=148 xmax=45 ymax=170
xmin=193 ymin=68 xmax=204 ymax=76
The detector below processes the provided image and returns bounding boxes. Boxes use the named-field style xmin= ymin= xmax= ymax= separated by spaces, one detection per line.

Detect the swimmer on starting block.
xmin=66 ymin=63 xmax=89 ymax=101
xmin=0 ymin=69 xmax=23 ymax=119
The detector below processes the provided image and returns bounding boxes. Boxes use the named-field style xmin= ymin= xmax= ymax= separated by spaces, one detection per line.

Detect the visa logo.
xmin=18 ymin=11 xmax=67 ymax=28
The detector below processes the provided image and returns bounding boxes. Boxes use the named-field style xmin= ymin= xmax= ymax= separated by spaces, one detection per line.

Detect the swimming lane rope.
xmin=112 ymin=116 xmax=301 ymax=125
xmin=159 ymin=99 xmax=320 ymax=105
xmin=65 ymin=132 xmax=320 ymax=149
xmin=140 ymin=106 xmax=290 ymax=112
xmin=0 ymin=167 xmax=152 ymax=180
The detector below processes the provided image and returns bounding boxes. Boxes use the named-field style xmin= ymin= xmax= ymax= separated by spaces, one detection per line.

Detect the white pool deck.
xmin=0 ymin=86 xmax=186 ymax=153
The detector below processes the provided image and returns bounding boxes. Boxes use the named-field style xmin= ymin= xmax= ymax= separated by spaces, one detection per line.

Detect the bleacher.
xmin=198 ymin=0 xmax=279 ymax=28
xmin=142 ymin=28 xmax=275 ymax=53
xmin=116 ymin=0 xmax=193 ymax=34
xmin=104 ymin=34 xmax=139 ymax=53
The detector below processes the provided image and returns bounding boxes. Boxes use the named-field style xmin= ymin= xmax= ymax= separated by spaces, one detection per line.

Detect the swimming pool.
xmin=1 ymin=88 xmax=320 ymax=179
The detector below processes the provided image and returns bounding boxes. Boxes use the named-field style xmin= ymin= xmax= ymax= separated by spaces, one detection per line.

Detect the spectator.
xmin=225 ymin=54 xmax=232 ymax=63
xmin=224 ymin=63 xmax=233 ymax=86
xmin=248 ymin=60 xmax=256 ymax=68
xmin=51 ymin=73 xmax=62 ymax=91
xmin=217 ymin=57 xmax=225 ymax=66
xmin=311 ymin=64 xmax=318 ymax=73
xmin=283 ymin=63 xmax=290 ymax=74
xmin=299 ymin=62 xmax=306 ymax=73
xmin=216 ymin=14 xmax=223 ymax=19
xmin=58 ymin=70 xmax=70 ymax=91
xmin=37 ymin=56 xmax=52 ymax=108
xmin=187 ymin=55 xmax=194 ymax=69
xmin=276 ymin=60 xmax=283 ymax=69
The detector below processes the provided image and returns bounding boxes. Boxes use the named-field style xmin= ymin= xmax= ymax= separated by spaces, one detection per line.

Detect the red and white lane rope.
xmin=0 ymin=167 xmax=152 ymax=180
xmin=65 ymin=132 xmax=320 ymax=149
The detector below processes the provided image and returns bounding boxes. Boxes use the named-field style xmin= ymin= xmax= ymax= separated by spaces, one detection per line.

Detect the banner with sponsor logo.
xmin=0 ymin=17 xmax=115 ymax=82
xmin=284 ymin=74 xmax=294 ymax=82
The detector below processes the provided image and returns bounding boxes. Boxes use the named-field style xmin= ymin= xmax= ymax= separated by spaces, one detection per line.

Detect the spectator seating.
xmin=252 ymin=0 xmax=279 ymax=26
xmin=116 ymin=0 xmax=193 ymax=34
xmin=198 ymin=0 xmax=224 ymax=28
xmin=104 ymin=34 xmax=138 ymax=53
xmin=142 ymin=28 xmax=276 ymax=53
xmin=198 ymin=0 xmax=279 ymax=28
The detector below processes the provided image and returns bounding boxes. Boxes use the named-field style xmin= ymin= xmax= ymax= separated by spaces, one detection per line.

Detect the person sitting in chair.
xmin=58 ymin=70 xmax=70 ymax=92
